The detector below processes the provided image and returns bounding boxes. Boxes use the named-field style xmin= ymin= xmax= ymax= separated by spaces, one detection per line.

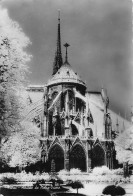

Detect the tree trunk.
xmin=123 ymin=162 xmax=129 ymax=178
xmin=77 ymin=188 xmax=78 ymax=194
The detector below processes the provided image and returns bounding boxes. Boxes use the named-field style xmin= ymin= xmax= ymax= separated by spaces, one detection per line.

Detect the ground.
xmin=70 ymin=182 xmax=133 ymax=196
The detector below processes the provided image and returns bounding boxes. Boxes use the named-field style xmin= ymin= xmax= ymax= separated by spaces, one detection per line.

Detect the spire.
xmin=52 ymin=10 xmax=63 ymax=75
xmin=64 ymin=43 xmax=70 ymax=64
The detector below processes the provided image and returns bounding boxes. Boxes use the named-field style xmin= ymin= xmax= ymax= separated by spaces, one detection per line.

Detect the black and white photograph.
xmin=0 ymin=0 xmax=133 ymax=196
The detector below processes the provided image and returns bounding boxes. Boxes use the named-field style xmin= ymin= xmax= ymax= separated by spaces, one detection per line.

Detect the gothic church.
xmin=25 ymin=13 xmax=130 ymax=172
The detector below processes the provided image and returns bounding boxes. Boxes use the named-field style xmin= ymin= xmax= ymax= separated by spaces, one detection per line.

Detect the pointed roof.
xmin=52 ymin=137 xmax=61 ymax=146
xmin=52 ymin=11 xmax=63 ymax=75
xmin=50 ymin=13 xmax=86 ymax=88
xmin=47 ymin=63 xmax=86 ymax=88
xmin=93 ymin=138 xmax=103 ymax=148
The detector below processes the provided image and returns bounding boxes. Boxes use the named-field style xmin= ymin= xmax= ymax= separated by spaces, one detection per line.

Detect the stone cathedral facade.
xmin=26 ymin=14 xmax=130 ymax=172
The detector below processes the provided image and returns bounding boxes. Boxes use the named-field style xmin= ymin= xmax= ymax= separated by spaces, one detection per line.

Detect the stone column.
xmin=105 ymin=151 xmax=108 ymax=168
xmin=64 ymin=140 xmax=70 ymax=171
xmin=88 ymin=143 xmax=92 ymax=170
xmin=40 ymin=114 xmax=44 ymax=137
xmin=64 ymin=90 xmax=70 ymax=136
xmin=86 ymin=141 xmax=89 ymax=172
xmin=64 ymin=157 xmax=69 ymax=171
xmin=110 ymin=151 xmax=114 ymax=169
xmin=43 ymin=115 xmax=47 ymax=137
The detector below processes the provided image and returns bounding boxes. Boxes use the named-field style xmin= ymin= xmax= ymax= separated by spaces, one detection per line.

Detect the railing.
xmin=40 ymin=135 xmax=113 ymax=142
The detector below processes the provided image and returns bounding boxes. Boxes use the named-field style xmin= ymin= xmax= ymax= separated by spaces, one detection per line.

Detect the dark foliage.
xmin=68 ymin=180 xmax=84 ymax=194
xmin=38 ymin=179 xmax=46 ymax=184
xmin=71 ymin=181 xmax=84 ymax=189
xmin=33 ymin=181 xmax=41 ymax=189
xmin=1 ymin=177 xmax=17 ymax=184
xmin=25 ymin=161 xmax=44 ymax=173
xmin=56 ymin=178 xmax=63 ymax=185
xmin=102 ymin=185 xmax=126 ymax=196
xmin=1 ymin=187 xmax=51 ymax=196
xmin=0 ymin=160 xmax=46 ymax=174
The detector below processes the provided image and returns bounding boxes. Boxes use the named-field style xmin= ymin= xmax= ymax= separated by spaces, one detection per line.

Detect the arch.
xmin=92 ymin=144 xmax=105 ymax=168
xmin=48 ymin=112 xmax=53 ymax=135
xmin=70 ymin=143 xmax=86 ymax=171
xmin=76 ymin=97 xmax=86 ymax=112
xmin=87 ymin=128 xmax=93 ymax=138
xmin=62 ymin=89 xmax=75 ymax=111
xmin=48 ymin=143 xmax=64 ymax=172
xmin=55 ymin=115 xmax=62 ymax=135
xmin=71 ymin=123 xmax=79 ymax=135
xmin=63 ymin=88 xmax=74 ymax=94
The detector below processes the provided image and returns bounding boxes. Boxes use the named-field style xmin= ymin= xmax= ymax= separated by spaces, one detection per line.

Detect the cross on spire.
xmin=52 ymin=10 xmax=63 ymax=75
xmin=64 ymin=42 xmax=70 ymax=64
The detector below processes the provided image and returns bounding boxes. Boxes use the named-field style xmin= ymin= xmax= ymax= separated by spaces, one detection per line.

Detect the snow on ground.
xmin=70 ymin=182 xmax=133 ymax=196
xmin=69 ymin=182 xmax=107 ymax=195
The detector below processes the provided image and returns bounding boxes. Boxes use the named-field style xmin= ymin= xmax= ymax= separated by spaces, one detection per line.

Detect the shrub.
xmin=38 ymin=179 xmax=46 ymax=184
xmin=70 ymin=180 xmax=84 ymax=194
xmin=92 ymin=166 xmax=111 ymax=175
xmin=58 ymin=169 xmax=82 ymax=182
xmin=58 ymin=168 xmax=81 ymax=176
xmin=0 ymin=171 xmax=50 ymax=183
xmin=111 ymin=168 xmax=123 ymax=175
xmin=58 ymin=169 xmax=69 ymax=176
xmin=70 ymin=168 xmax=81 ymax=175
xmin=1 ymin=176 xmax=17 ymax=184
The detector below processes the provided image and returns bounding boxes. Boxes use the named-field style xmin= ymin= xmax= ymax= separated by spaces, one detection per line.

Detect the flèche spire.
xmin=64 ymin=42 xmax=70 ymax=65
xmin=52 ymin=10 xmax=63 ymax=75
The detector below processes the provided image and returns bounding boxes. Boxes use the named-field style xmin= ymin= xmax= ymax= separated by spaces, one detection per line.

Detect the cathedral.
xmin=25 ymin=13 xmax=130 ymax=172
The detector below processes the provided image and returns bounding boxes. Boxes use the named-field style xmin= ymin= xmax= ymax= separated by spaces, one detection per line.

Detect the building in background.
xmin=24 ymin=13 xmax=130 ymax=172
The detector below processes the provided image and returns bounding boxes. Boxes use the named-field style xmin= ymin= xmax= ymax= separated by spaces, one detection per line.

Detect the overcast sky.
xmin=1 ymin=0 xmax=133 ymax=120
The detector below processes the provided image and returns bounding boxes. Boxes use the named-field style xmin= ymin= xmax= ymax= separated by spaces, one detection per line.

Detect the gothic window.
xmin=48 ymin=144 xmax=64 ymax=172
xmin=63 ymin=90 xmax=75 ymax=111
xmin=48 ymin=112 xmax=53 ymax=135
xmin=61 ymin=118 xmax=65 ymax=135
xmin=68 ymin=90 xmax=74 ymax=111
xmin=76 ymin=97 xmax=85 ymax=112
xmin=87 ymin=128 xmax=93 ymax=138
xmin=71 ymin=124 xmax=79 ymax=135
xmin=70 ymin=144 xmax=86 ymax=171
xmin=92 ymin=144 xmax=105 ymax=168
xmin=55 ymin=115 xmax=62 ymax=135
xmin=61 ymin=92 xmax=65 ymax=110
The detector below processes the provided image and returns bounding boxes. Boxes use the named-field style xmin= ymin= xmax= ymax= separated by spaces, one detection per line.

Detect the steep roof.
xmin=87 ymin=91 xmax=130 ymax=135
xmin=47 ymin=63 xmax=86 ymax=87
xmin=26 ymin=85 xmax=44 ymax=102
xmin=109 ymin=109 xmax=131 ymax=133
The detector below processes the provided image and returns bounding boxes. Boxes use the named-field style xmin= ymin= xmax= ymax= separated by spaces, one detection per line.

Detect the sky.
xmin=1 ymin=0 xmax=133 ymax=120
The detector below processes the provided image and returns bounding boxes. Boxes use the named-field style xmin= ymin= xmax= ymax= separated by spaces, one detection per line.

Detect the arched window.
xmin=48 ymin=144 xmax=64 ymax=172
xmin=70 ymin=144 xmax=86 ymax=171
xmin=92 ymin=144 xmax=105 ymax=168
xmin=55 ymin=115 xmax=62 ymax=135
xmin=62 ymin=89 xmax=75 ymax=111
xmin=76 ymin=97 xmax=85 ymax=112
xmin=71 ymin=124 xmax=79 ymax=135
